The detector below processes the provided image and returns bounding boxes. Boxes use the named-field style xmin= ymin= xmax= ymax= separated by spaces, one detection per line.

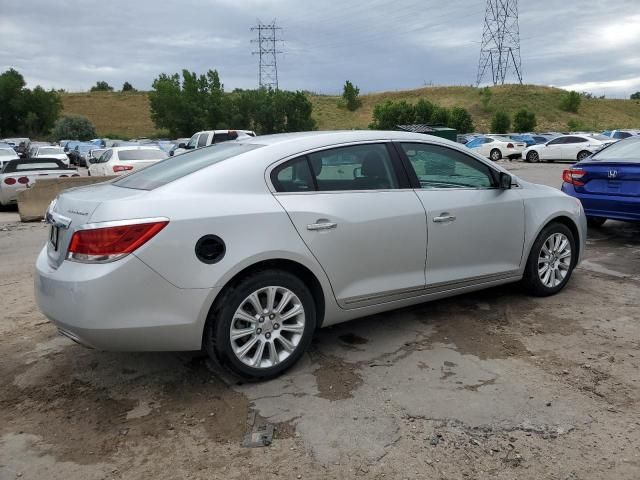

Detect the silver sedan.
xmin=35 ymin=131 xmax=586 ymax=379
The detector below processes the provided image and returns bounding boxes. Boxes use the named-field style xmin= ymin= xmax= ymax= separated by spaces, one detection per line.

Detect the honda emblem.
xmin=608 ymin=170 xmax=618 ymax=179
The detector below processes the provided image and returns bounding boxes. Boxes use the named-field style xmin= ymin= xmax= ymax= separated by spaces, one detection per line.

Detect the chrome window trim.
xmin=74 ymin=216 xmax=170 ymax=231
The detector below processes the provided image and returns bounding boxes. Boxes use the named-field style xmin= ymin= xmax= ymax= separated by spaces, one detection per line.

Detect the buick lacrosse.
xmin=35 ymin=131 xmax=586 ymax=379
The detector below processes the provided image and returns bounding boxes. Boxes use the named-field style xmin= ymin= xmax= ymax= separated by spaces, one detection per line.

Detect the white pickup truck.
xmin=171 ymin=130 xmax=256 ymax=156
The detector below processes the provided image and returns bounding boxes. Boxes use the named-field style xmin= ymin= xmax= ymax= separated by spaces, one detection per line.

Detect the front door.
xmin=395 ymin=142 xmax=525 ymax=287
xmin=272 ymin=142 xmax=427 ymax=308
xmin=541 ymin=138 xmax=565 ymax=160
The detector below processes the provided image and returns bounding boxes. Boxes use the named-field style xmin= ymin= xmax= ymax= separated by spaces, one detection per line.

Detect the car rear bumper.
xmin=34 ymin=246 xmax=218 ymax=351
xmin=561 ymin=183 xmax=640 ymax=221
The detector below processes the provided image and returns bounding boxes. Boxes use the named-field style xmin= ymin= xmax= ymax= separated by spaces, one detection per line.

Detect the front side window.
xmin=547 ymin=137 xmax=565 ymax=145
xmin=399 ymin=143 xmax=495 ymax=189
xmin=308 ymin=143 xmax=399 ymax=191
xmin=197 ymin=133 xmax=209 ymax=148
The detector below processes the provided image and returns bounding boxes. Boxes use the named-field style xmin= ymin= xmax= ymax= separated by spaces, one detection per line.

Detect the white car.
xmin=0 ymin=159 xmax=79 ymax=206
xmin=172 ymin=130 xmax=256 ymax=156
xmin=465 ymin=135 xmax=526 ymax=161
xmin=88 ymin=146 xmax=168 ymax=176
xmin=0 ymin=146 xmax=19 ymax=171
xmin=32 ymin=146 xmax=70 ymax=166
xmin=523 ymin=134 xmax=616 ymax=163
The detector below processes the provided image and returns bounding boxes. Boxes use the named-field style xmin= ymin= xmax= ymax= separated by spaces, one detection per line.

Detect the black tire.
xmin=204 ymin=269 xmax=317 ymax=380
xmin=526 ymin=151 xmax=539 ymax=163
xmin=521 ymin=222 xmax=577 ymax=297
xmin=587 ymin=216 xmax=606 ymax=228
xmin=577 ymin=150 xmax=591 ymax=162
xmin=490 ymin=149 xmax=502 ymax=161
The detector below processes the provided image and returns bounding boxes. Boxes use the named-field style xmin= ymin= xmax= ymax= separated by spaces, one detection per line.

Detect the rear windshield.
xmin=114 ymin=142 xmax=263 ymax=190
xmin=118 ymin=149 xmax=168 ymax=161
xmin=0 ymin=149 xmax=16 ymax=157
xmin=3 ymin=159 xmax=68 ymax=172
xmin=38 ymin=147 xmax=64 ymax=155
xmin=589 ymin=137 xmax=640 ymax=163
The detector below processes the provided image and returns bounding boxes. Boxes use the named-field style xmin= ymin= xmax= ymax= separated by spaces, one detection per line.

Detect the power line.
xmin=476 ymin=0 xmax=523 ymax=86
xmin=251 ymin=20 xmax=283 ymax=89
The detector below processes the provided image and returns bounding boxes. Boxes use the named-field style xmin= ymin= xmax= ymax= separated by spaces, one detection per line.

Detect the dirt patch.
xmin=309 ymin=349 xmax=364 ymax=401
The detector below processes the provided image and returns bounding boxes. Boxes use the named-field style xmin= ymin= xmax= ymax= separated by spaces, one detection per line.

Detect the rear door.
xmin=561 ymin=136 xmax=588 ymax=161
xmin=272 ymin=142 xmax=428 ymax=308
xmin=396 ymin=142 xmax=525 ymax=287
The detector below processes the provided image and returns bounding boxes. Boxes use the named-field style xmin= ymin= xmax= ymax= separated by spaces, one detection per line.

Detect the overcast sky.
xmin=1 ymin=0 xmax=639 ymax=97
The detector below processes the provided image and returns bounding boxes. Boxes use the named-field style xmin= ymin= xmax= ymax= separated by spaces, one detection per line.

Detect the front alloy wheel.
xmin=522 ymin=222 xmax=576 ymax=296
xmin=526 ymin=151 xmax=539 ymax=163
xmin=537 ymin=233 xmax=572 ymax=288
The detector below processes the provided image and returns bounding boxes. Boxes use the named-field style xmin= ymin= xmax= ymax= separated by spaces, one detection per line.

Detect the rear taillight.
xmin=562 ymin=168 xmax=586 ymax=186
xmin=4 ymin=177 xmax=16 ymax=185
xmin=113 ymin=165 xmax=133 ymax=173
xmin=67 ymin=220 xmax=169 ymax=263
xmin=507 ymin=143 xmax=514 ymax=148
xmin=17 ymin=176 xmax=29 ymax=184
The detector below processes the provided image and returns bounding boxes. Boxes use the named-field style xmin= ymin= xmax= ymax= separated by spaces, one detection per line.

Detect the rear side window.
xmin=272 ymin=157 xmax=314 ymax=192
xmin=118 ymin=149 xmax=168 ymax=161
xmin=114 ymin=143 xmax=263 ymax=190
xmin=309 ymin=143 xmax=399 ymax=191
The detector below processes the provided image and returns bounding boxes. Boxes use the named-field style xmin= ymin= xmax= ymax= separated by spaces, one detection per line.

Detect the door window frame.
xmin=391 ymin=141 xmax=505 ymax=190
xmin=267 ymin=141 xmax=412 ymax=194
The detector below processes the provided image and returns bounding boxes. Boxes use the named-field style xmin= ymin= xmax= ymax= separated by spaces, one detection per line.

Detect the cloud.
xmin=0 ymin=0 xmax=638 ymax=97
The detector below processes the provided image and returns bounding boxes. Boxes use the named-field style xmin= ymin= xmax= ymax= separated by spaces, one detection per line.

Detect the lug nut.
xmin=265 ymin=332 xmax=271 ymax=339
xmin=256 ymin=328 xmax=262 ymax=334
xmin=269 ymin=314 xmax=275 ymax=320
xmin=273 ymin=323 xmax=280 ymax=330
xmin=259 ymin=317 xmax=264 ymax=323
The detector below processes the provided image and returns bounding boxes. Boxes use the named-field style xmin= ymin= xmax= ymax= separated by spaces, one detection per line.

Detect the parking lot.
xmin=1 ymin=161 xmax=639 ymax=480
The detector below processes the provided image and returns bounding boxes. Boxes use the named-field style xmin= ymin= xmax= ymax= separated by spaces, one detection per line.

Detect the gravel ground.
xmin=1 ymin=161 xmax=639 ymax=479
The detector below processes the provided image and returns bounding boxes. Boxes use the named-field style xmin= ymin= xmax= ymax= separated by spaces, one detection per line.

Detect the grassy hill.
xmin=62 ymin=85 xmax=640 ymax=138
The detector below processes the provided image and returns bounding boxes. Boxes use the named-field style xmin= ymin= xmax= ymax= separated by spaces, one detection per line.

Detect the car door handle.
xmin=307 ymin=221 xmax=337 ymax=231
xmin=433 ymin=214 xmax=456 ymax=223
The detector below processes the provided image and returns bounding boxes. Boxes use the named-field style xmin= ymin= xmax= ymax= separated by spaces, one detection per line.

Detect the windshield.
xmin=590 ymin=137 xmax=640 ymax=163
xmin=2 ymin=159 xmax=68 ymax=172
xmin=114 ymin=143 xmax=262 ymax=190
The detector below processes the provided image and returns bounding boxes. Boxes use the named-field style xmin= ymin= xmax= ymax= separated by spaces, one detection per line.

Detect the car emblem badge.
xmin=608 ymin=170 xmax=618 ymax=179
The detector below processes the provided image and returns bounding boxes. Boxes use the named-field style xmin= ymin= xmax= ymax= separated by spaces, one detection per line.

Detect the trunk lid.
xmin=46 ymin=183 xmax=147 ymax=268
xmin=575 ymin=162 xmax=640 ymax=197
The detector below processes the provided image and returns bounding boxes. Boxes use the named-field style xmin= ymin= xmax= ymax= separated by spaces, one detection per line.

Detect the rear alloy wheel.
xmin=490 ymin=149 xmax=502 ymax=161
xmin=577 ymin=150 xmax=591 ymax=161
xmin=587 ymin=216 xmax=606 ymax=228
xmin=526 ymin=151 xmax=539 ymax=163
xmin=522 ymin=223 xmax=576 ymax=296
xmin=205 ymin=270 xmax=316 ymax=380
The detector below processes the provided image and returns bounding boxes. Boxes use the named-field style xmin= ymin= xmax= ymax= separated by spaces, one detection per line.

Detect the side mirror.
xmin=498 ymin=172 xmax=513 ymax=189
xmin=178 ymin=143 xmax=186 ymax=149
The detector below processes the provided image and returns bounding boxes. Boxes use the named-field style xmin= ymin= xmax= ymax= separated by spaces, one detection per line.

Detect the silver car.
xmin=35 ymin=131 xmax=586 ymax=379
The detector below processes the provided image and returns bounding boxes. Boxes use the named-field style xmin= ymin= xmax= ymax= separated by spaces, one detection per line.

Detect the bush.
xmin=122 ymin=82 xmax=136 ymax=92
xmin=51 ymin=115 xmax=97 ymax=141
xmin=0 ymin=68 xmax=62 ymax=137
xmin=448 ymin=107 xmax=474 ymax=133
xmin=430 ymin=106 xmax=450 ymax=125
xmin=630 ymin=91 xmax=640 ymax=100
xmin=491 ymin=111 xmax=511 ymax=133
xmin=341 ymin=80 xmax=361 ymax=111
xmin=479 ymin=86 xmax=492 ymax=111
xmin=513 ymin=109 xmax=537 ymax=132
xmin=369 ymin=100 xmax=415 ymax=129
xmin=414 ymin=99 xmax=435 ymax=123
xmin=560 ymin=90 xmax=581 ymax=113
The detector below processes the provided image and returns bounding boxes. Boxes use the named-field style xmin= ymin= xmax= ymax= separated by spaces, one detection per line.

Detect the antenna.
xmin=251 ymin=20 xmax=283 ymax=89
xmin=476 ymin=0 xmax=523 ymax=86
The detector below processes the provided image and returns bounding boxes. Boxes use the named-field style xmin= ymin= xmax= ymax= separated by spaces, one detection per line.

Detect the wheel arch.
xmin=527 ymin=214 xmax=582 ymax=265
xmin=202 ymin=258 xmax=328 ymax=347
